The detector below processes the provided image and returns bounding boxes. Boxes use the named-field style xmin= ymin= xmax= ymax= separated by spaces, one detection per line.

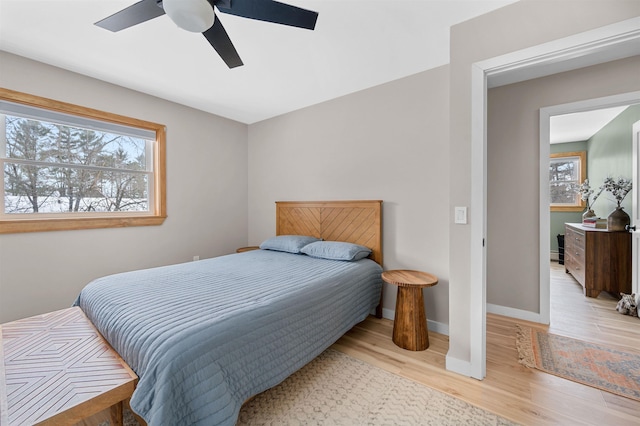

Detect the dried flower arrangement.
xmin=578 ymin=179 xmax=603 ymax=210
xmin=602 ymin=176 xmax=633 ymax=208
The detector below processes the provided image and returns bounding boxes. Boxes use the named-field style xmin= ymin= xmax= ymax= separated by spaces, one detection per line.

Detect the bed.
xmin=74 ymin=200 xmax=384 ymax=426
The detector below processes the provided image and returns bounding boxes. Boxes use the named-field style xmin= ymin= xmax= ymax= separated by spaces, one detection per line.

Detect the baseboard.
xmin=445 ymin=354 xmax=473 ymax=377
xmin=381 ymin=307 xmax=394 ymax=320
xmin=486 ymin=303 xmax=546 ymax=324
xmin=550 ymin=251 xmax=559 ymax=262
xmin=428 ymin=319 xmax=449 ymax=336
xmin=381 ymin=307 xmax=449 ymax=336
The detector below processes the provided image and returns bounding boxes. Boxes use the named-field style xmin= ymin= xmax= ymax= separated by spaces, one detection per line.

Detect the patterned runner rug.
xmin=124 ymin=349 xmax=516 ymax=425
xmin=516 ymin=325 xmax=640 ymax=402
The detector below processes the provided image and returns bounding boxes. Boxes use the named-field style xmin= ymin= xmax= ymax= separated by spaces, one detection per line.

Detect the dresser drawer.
xmin=564 ymin=251 xmax=575 ymax=270
xmin=565 ymin=226 xmax=585 ymax=250
xmin=564 ymin=251 xmax=585 ymax=286
xmin=567 ymin=244 xmax=585 ymax=265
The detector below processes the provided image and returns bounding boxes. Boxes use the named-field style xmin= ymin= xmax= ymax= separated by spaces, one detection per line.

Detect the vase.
xmin=607 ymin=206 xmax=630 ymax=231
xmin=582 ymin=208 xmax=596 ymax=222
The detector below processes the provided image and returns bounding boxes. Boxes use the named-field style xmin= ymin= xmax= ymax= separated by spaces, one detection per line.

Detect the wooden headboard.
xmin=275 ymin=200 xmax=383 ymax=266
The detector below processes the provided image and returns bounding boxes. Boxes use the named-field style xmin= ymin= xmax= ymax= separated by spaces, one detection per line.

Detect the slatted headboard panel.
xmin=275 ymin=200 xmax=383 ymax=266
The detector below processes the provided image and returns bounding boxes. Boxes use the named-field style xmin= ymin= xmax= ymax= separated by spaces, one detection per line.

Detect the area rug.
xmin=123 ymin=349 xmax=517 ymax=425
xmin=516 ymin=325 xmax=640 ymax=402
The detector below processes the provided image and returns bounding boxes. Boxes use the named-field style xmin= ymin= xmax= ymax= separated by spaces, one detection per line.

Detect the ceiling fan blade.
xmin=95 ymin=0 xmax=165 ymax=32
xmin=215 ymin=0 xmax=318 ymax=30
xmin=203 ymin=17 xmax=244 ymax=68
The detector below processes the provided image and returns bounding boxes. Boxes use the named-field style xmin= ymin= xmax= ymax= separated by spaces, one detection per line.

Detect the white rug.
xmin=237 ymin=349 xmax=517 ymax=425
xmin=124 ymin=349 xmax=518 ymax=425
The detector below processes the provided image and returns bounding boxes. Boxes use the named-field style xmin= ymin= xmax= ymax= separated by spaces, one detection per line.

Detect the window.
xmin=0 ymin=88 xmax=166 ymax=233
xmin=549 ymin=151 xmax=586 ymax=212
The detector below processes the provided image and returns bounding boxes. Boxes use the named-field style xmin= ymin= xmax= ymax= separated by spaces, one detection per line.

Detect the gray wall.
xmin=448 ymin=0 xmax=640 ymax=367
xmin=248 ymin=67 xmax=451 ymax=330
xmin=0 ymin=52 xmax=249 ymax=323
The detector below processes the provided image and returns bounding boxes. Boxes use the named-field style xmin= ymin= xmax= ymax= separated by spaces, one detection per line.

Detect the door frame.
xmin=632 ymin=119 xmax=640 ymax=298
xmin=466 ymin=17 xmax=640 ymax=379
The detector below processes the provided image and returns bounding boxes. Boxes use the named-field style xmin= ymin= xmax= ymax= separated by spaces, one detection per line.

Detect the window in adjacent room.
xmin=0 ymin=88 xmax=166 ymax=233
xmin=549 ymin=151 xmax=586 ymax=212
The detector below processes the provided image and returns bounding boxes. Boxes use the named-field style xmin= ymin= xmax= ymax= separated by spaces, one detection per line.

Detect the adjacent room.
xmin=1 ymin=1 xmax=639 ymax=425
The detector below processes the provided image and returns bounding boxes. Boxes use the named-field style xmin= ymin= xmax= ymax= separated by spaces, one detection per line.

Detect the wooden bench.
xmin=0 ymin=307 xmax=137 ymax=425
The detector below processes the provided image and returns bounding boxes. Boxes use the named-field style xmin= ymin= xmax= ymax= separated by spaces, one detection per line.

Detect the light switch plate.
xmin=455 ymin=206 xmax=467 ymax=224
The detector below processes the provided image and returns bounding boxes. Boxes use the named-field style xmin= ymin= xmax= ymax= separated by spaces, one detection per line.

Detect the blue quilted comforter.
xmin=74 ymin=249 xmax=382 ymax=425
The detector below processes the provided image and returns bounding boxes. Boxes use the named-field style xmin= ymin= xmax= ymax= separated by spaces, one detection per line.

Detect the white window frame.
xmin=0 ymin=88 xmax=166 ymax=233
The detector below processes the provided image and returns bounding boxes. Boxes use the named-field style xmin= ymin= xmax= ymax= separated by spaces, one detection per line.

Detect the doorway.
xmin=544 ymin=98 xmax=640 ymax=338
xmin=462 ymin=17 xmax=640 ymax=380
xmin=541 ymin=94 xmax=640 ymax=326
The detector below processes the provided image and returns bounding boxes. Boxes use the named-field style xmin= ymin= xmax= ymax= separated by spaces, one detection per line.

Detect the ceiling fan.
xmin=95 ymin=0 xmax=318 ymax=69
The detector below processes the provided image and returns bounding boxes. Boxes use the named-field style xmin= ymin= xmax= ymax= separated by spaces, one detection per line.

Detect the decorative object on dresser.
xmin=578 ymin=178 xmax=603 ymax=222
xmin=608 ymin=207 xmax=631 ymax=231
xmin=581 ymin=217 xmax=607 ymax=229
xmin=381 ymin=270 xmax=438 ymax=351
xmin=602 ymin=176 xmax=633 ymax=231
xmin=583 ymin=209 xmax=597 ymax=222
xmin=564 ymin=223 xmax=631 ymax=298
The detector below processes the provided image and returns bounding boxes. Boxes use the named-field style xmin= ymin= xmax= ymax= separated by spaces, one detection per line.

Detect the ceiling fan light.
xmin=163 ymin=0 xmax=215 ymax=33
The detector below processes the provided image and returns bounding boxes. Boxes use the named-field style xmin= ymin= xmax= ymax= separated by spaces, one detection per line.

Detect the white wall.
xmin=248 ymin=67 xmax=451 ymax=329
xmin=448 ymin=0 xmax=640 ymax=369
xmin=0 ymin=52 xmax=249 ymax=323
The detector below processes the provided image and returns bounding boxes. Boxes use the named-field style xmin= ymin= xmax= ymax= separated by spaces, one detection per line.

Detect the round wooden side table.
xmin=382 ymin=270 xmax=438 ymax=351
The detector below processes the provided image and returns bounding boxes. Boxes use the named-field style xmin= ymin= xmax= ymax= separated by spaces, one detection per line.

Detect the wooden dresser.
xmin=564 ymin=223 xmax=631 ymax=298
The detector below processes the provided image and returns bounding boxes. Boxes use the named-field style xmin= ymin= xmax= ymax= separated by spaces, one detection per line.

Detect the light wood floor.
xmin=332 ymin=261 xmax=640 ymax=425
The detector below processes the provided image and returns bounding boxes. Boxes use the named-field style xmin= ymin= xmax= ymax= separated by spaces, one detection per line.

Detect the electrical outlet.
xmin=454 ymin=207 xmax=467 ymax=224
xmin=193 ymin=255 xmax=200 ymax=261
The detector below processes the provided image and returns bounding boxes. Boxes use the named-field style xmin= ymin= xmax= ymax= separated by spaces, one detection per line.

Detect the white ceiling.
xmin=550 ymin=106 xmax=631 ymax=144
xmin=0 ymin=0 xmax=518 ymax=124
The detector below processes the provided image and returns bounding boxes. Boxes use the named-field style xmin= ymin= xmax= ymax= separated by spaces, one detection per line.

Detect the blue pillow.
xmin=300 ymin=241 xmax=372 ymax=261
xmin=259 ymin=235 xmax=321 ymax=254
